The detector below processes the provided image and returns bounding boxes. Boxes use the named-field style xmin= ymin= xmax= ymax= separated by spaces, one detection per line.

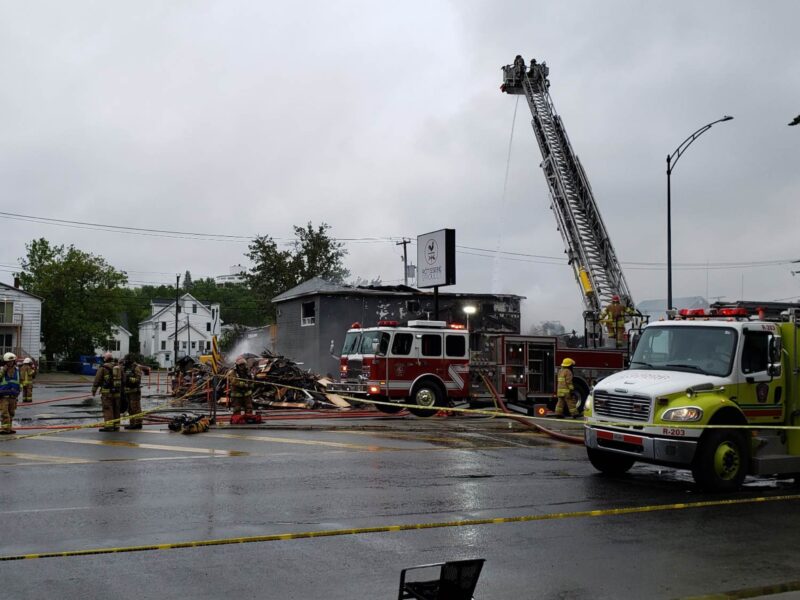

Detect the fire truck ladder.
xmin=501 ymin=57 xmax=633 ymax=325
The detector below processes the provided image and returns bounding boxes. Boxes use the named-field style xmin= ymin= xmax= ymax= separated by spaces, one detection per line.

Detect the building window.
xmin=212 ymin=308 xmax=216 ymax=319
xmin=165 ymin=353 xmax=170 ymax=363
xmin=0 ymin=333 xmax=12 ymax=354
xmin=191 ymin=341 xmax=196 ymax=349
xmin=192 ymin=304 xmax=197 ymax=314
xmin=182 ymin=341 xmax=187 ymax=349
xmin=161 ymin=322 xmax=167 ymax=331
xmin=0 ymin=301 xmax=13 ymax=324
xmin=206 ymin=341 xmax=211 ymax=350
xmin=177 ymin=305 xmax=181 ymax=313
xmin=105 ymin=339 xmax=121 ymax=352
xmin=301 ymin=301 xmax=316 ymax=326
xmin=161 ymin=341 xmax=166 ymax=350
xmin=206 ymin=322 xmax=211 ymax=332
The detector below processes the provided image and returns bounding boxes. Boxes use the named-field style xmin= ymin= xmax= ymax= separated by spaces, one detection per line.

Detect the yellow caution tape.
xmin=2 ymin=494 xmax=798 ymax=562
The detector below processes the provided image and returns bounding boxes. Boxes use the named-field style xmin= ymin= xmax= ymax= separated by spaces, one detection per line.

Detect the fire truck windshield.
xmin=359 ymin=331 xmax=390 ymax=355
xmin=341 ymin=332 xmax=361 ymax=356
xmin=630 ymin=325 xmax=737 ymax=377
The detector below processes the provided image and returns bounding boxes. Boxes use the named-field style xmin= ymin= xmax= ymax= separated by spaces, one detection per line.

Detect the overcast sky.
xmin=1 ymin=1 xmax=798 ymax=331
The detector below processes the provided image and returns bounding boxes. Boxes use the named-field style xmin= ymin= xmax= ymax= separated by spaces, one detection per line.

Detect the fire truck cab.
xmin=331 ymin=320 xmax=470 ymax=416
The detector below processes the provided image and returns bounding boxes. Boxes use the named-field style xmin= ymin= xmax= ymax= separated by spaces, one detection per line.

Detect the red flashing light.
xmin=450 ymin=323 xmax=466 ymax=330
xmin=678 ymin=308 xmax=706 ymax=317
xmin=718 ymin=308 xmax=748 ymax=317
xmin=377 ymin=320 xmax=399 ymax=327
xmin=350 ymin=322 xmax=361 ymax=329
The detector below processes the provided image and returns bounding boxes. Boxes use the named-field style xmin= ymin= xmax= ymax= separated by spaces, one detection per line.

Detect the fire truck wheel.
xmin=691 ymin=429 xmax=748 ymax=492
xmin=374 ymin=401 xmax=405 ymax=414
xmin=586 ymin=447 xmax=635 ymax=475
xmin=408 ymin=382 xmax=443 ymax=417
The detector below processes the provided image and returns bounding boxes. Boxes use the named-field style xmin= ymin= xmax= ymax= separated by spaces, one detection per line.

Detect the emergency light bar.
xmin=678 ymin=307 xmax=749 ymax=318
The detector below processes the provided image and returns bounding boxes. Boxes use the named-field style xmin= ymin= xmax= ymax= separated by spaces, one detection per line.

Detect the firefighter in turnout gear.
xmin=121 ymin=354 xmax=143 ymax=429
xmin=0 ymin=352 xmax=21 ymax=434
xmin=227 ymin=356 xmax=254 ymax=415
xmin=20 ymin=357 xmax=36 ymax=402
xmin=600 ymin=295 xmax=634 ymax=348
xmin=555 ymin=357 xmax=579 ymax=418
xmin=92 ymin=352 xmax=122 ymax=431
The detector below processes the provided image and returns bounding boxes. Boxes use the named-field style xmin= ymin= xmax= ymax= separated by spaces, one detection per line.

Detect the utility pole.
xmin=186 ymin=315 xmax=191 ymax=358
xmin=396 ymin=238 xmax=410 ymax=285
xmin=174 ymin=274 xmax=180 ymax=363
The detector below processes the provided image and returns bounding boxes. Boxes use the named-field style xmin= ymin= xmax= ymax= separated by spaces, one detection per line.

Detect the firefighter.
xmin=227 ymin=356 xmax=254 ymax=415
xmin=92 ymin=352 xmax=122 ymax=432
xmin=513 ymin=54 xmax=525 ymax=79
xmin=0 ymin=352 xmax=21 ymax=434
xmin=120 ymin=354 xmax=143 ymax=430
xmin=555 ymin=357 xmax=579 ymax=419
xmin=601 ymin=295 xmax=634 ymax=348
xmin=20 ymin=357 xmax=36 ymax=403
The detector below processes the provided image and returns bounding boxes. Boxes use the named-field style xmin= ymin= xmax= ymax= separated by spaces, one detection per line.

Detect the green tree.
xmin=244 ymin=222 xmax=349 ymax=320
xmin=18 ymin=238 xmax=128 ymax=362
xmin=183 ymin=270 xmax=193 ymax=290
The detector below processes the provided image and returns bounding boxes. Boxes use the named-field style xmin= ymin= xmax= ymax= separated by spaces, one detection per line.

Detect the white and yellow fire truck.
xmin=584 ymin=302 xmax=800 ymax=491
xmin=330 ymin=320 xmax=629 ymax=416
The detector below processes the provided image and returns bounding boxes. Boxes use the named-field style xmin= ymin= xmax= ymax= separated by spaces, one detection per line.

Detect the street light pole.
xmin=666 ymin=115 xmax=733 ymax=313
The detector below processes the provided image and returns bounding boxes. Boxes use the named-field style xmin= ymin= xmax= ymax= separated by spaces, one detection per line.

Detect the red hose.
xmin=18 ymin=393 xmax=92 ymax=407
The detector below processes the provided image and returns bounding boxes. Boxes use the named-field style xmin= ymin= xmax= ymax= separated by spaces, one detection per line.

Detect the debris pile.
xmin=169 ymin=351 xmax=350 ymax=410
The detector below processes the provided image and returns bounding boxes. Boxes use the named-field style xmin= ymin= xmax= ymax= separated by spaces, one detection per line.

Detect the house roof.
xmin=112 ymin=325 xmax=132 ymax=337
xmin=142 ymin=293 xmax=218 ymax=324
xmin=272 ymin=277 xmax=525 ymax=303
xmin=0 ymin=281 xmax=44 ymax=301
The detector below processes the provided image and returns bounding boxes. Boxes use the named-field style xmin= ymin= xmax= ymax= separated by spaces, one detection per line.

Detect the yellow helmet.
xmin=561 ymin=357 xmax=575 ymax=367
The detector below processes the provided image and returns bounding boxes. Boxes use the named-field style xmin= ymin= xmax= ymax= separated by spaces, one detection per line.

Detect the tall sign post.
xmin=416 ymin=229 xmax=456 ymax=319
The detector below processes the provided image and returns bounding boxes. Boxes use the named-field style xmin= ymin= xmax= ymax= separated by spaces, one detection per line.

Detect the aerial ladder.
xmin=501 ymin=56 xmax=635 ymax=346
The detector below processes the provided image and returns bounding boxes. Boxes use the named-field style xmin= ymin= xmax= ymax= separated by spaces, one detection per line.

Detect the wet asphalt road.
xmin=3 ymin=376 xmax=800 ymax=599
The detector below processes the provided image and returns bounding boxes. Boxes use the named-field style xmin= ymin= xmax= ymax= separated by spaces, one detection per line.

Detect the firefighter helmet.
xmin=103 ymin=352 xmax=114 ymax=361
xmin=561 ymin=357 xmax=575 ymax=367
xmin=3 ymin=352 xmax=16 ymax=362
xmin=23 ymin=357 xmax=32 ymax=364
xmin=611 ymin=295 xmax=620 ymax=302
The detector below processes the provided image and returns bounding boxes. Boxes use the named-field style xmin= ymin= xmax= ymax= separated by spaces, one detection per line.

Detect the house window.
xmin=161 ymin=322 xmax=167 ymax=331
xmin=206 ymin=341 xmax=211 ymax=350
xmin=206 ymin=322 xmax=211 ymax=332
xmin=177 ymin=305 xmax=181 ymax=313
xmin=212 ymin=308 xmax=216 ymax=319
xmin=191 ymin=341 xmax=196 ymax=349
xmin=0 ymin=333 xmax=12 ymax=354
xmin=182 ymin=341 xmax=187 ymax=349
xmin=105 ymin=340 xmax=121 ymax=352
xmin=192 ymin=304 xmax=197 ymax=314
xmin=161 ymin=341 xmax=166 ymax=350
xmin=0 ymin=301 xmax=13 ymax=324
xmin=165 ymin=353 xmax=170 ymax=363
xmin=301 ymin=301 xmax=316 ymax=326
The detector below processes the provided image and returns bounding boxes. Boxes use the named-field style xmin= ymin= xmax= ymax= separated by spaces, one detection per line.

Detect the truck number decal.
xmin=662 ymin=427 xmax=686 ymax=437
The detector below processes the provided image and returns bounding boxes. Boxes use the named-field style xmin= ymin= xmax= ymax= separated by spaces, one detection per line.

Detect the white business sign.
xmin=416 ymin=229 xmax=455 ymax=288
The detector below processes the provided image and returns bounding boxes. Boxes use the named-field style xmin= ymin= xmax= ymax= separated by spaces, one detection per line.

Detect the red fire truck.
xmin=329 ymin=320 xmax=628 ymax=416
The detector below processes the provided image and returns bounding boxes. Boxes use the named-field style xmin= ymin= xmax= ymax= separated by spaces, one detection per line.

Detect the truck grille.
xmin=593 ymin=391 xmax=651 ymax=422
xmin=346 ymin=358 xmax=363 ymax=379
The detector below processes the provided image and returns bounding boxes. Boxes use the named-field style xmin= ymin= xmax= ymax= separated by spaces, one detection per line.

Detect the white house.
xmin=0 ymin=280 xmax=42 ymax=361
xmin=138 ymin=293 xmax=222 ymax=368
xmin=94 ymin=325 xmax=131 ymax=360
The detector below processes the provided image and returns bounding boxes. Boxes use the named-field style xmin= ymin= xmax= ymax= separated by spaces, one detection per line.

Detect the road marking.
xmin=35 ymin=436 xmax=249 ymax=457
xmin=138 ymin=428 xmax=403 ymax=451
xmin=0 ymin=451 xmax=93 ymax=464
xmin=3 ymin=493 xmax=798 ymax=562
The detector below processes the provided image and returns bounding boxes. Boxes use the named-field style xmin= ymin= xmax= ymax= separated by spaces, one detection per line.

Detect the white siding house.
xmin=94 ymin=325 xmax=131 ymax=360
xmin=0 ymin=280 xmax=42 ymax=360
xmin=138 ymin=294 xmax=222 ymax=368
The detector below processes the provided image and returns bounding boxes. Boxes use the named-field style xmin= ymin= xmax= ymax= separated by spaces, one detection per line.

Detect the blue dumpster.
xmin=79 ymin=355 xmax=102 ymax=376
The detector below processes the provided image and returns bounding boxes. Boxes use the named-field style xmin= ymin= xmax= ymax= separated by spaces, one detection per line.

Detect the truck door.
xmin=527 ymin=341 xmax=555 ymax=395
xmin=737 ymin=327 xmax=784 ymax=423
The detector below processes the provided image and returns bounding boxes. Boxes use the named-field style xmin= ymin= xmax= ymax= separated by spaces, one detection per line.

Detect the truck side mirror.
xmin=768 ymin=336 xmax=782 ymax=377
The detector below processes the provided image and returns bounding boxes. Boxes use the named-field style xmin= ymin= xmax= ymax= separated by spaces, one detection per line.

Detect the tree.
xmin=244 ymin=222 xmax=349 ymax=320
xmin=18 ymin=238 xmax=128 ymax=362
xmin=183 ymin=270 xmax=193 ymax=290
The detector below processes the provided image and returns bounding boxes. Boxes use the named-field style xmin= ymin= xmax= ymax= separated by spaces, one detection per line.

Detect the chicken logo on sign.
xmin=425 ymin=239 xmax=439 ymax=265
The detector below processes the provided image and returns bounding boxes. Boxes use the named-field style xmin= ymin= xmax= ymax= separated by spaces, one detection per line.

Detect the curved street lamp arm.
xmin=667 ymin=116 xmax=733 ymax=174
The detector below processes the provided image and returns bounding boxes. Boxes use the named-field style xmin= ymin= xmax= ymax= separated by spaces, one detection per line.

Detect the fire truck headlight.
xmin=368 ymin=385 xmax=380 ymax=394
xmin=662 ymin=407 xmax=703 ymax=422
